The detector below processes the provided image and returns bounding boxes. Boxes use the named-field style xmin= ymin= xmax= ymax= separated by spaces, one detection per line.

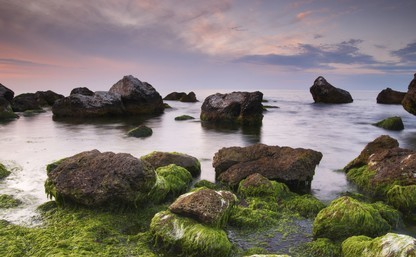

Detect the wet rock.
xmin=70 ymin=87 xmax=94 ymax=96
xmin=45 ymin=149 xmax=156 ymax=207
xmin=35 ymin=90 xmax=64 ymax=106
xmin=0 ymin=83 xmax=14 ymax=102
xmin=127 ymin=125 xmax=153 ymax=138
xmin=0 ymin=194 xmax=22 ymax=208
xmin=402 ymin=73 xmax=416 ymax=115
xmin=373 ymin=116 xmax=404 ymax=131
xmin=0 ymin=97 xmax=18 ymax=120
xmin=200 ymin=91 xmax=264 ymax=125
xmin=174 ymin=115 xmax=195 ymax=121
xmin=213 ymin=143 xmax=322 ymax=193
xmin=180 ymin=92 xmax=197 ymax=102
xmin=163 ymin=92 xmax=187 ymax=100
xmin=109 ymin=75 xmax=164 ymax=115
xmin=376 ymin=87 xmax=406 ymax=104
xmin=310 ymin=76 xmax=353 ymax=104
xmin=141 ymin=151 xmax=201 ymax=177
xmin=169 ymin=188 xmax=236 ymax=228
xmin=11 ymin=93 xmax=42 ymax=112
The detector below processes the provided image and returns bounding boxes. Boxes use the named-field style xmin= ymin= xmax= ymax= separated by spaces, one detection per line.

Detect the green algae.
xmin=346 ymin=165 xmax=377 ymax=194
xmin=0 ymin=194 xmax=22 ymax=208
xmin=127 ymin=125 xmax=153 ymax=138
xmin=294 ymin=238 xmax=341 ymax=257
xmin=386 ymin=184 xmax=416 ymax=213
xmin=175 ymin=115 xmax=195 ymax=121
xmin=372 ymin=116 xmax=404 ymax=131
xmin=283 ymin=194 xmax=326 ymax=218
xmin=150 ymin=210 xmax=232 ymax=257
xmin=370 ymin=201 xmax=402 ymax=228
xmin=193 ymin=179 xmax=221 ymax=190
xmin=0 ymin=163 xmax=11 ymax=179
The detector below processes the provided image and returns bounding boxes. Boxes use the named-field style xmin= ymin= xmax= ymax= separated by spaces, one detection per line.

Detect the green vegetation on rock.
xmin=372 ymin=116 xmax=404 ymax=131
xmin=295 ymin=238 xmax=341 ymax=257
xmin=0 ymin=163 xmax=11 ymax=179
xmin=127 ymin=125 xmax=153 ymax=138
xmin=0 ymin=194 xmax=22 ymax=208
xmin=386 ymin=184 xmax=416 ymax=213
xmin=193 ymin=179 xmax=221 ymax=190
xmin=283 ymin=194 xmax=326 ymax=218
xmin=346 ymin=165 xmax=377 ymax=194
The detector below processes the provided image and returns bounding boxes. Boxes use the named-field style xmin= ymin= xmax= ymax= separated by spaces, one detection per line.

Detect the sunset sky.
xmin=1 ymin=0 xmax=415 ymax=95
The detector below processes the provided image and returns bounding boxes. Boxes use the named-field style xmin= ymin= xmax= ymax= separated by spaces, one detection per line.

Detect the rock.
xmin=52 ymin=91 xmax=124 ymax=117
xmin=237 ymin=173 xmax=279 ymax=197
xmin=0 ymin=97 xmax=18 ymax=120
xmin=109 ymin=75 xmax=164 ymax=115
xmin=402 ymin=73 xmax=416 ymax=115
xmin=35 ymin=90 xmax=64 ymax=106
xmin=342 ymin=233 xmax=416 ymax=257
xmin=0 ymin=83 xmax=14 ymax=102
xmin=180 ymin=92 xmax=197 ymax=102
xmin=213 ymin=143 xmax=323 ymax=193
xmin=174 ymin=115 xmax=195 ymax=121
xmin=0 ymin=163 xmax=11 ymax=179
xmin=163 ymin=92 xmax=187 ymax=100
xmin=11 ymin=93 xmax=42 ymax=112
xmin=141 ymin=151 xmax=201 ymax=177
xmin=373 ymin=116 xmax=404 ymax=131
xmin=45 ymin=149 xmax=156 ymax=207
xmin=169 ymin=188 xmax=236 ymax=228
xmin=200 ymin=91 xmax=264 ymax=125
xmin=376 ymin=88 xmax=406 ymax=104
xmin=245 ymin=255 xmax=291 ymax=257
xmin=313 ymin=196 xmax=391 ymax=241
xmin=70 ymin=87 xmax=94 ymax=96
xmin=127 ymin=125 xmax=153 ymax=138
xmin=150 ymin=210 xmax=232 ymax=257
xmin=310 ymin=76 xmax=353 ymax=103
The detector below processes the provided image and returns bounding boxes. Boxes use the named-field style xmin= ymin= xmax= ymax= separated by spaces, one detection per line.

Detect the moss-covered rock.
xmin=386 ymin=185 xmax=416 ymax=213
xmin=341 ymin=233 xmax=416 ymax=257
xmin=296 ymin=238 xmax=341 ymax=257
xmin=370 ymin=201 xmax=402 ymax=228
xmin=313 ymin=196 xmax=391 ymax=241
xmin=283 ymin=194 xmax=326 ymax=218
xmin=0 ymin=194 xmax=22 ymax=208
xmin=237 ymin=173 xmax=292 ymax=198
xmin=193 ymin=179 xmax=220 ymax=190
xmin=175 ymin=115 xmax=195 ymax=121
xmin=127 ymin=125 xmax=153 ymax=138
xmin=245 ymin=255 xmax=291 ymax=257
xmin=0 ymin=163 xmax=11 ymax=179
xmin=141 ymin=151 xmax=201 ymax=177
xmin=150 ymin=210 xmax=232 ymax=257
xmin=373 ymin=116 xmax=404 ymax=131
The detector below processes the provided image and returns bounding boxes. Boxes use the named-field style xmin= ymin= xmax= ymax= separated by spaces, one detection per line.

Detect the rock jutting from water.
xmin=200 ymin=91 xmax=264 ymax=125
xmin=164 ymin=91 xmax=198 ymax=102
xmin=127 ymin=125 xmax=153 ymax=138
xmin=0 ymin=83 xmax=18 ymax=120
xmin=213 ymin=143 xmax=323 ymax=193
xmin=402 ymin=73 xmax=416 ymax=115
xmin=12 ymin=91 xmax=64 ymax=112
xmin=52 ymin=75 xmax=164 ymax=118
xmin=373 ymin=116 xmax=404 ymax=131
xmin=310 ymin=76 xmax=353 ymax=104
xmin=141 ymin=151 xmax=201 ymax=177
xmin=376 ymin=87 xmax=406 ymax=104
xmin=70 ymin=87 xmax=94 ymax=96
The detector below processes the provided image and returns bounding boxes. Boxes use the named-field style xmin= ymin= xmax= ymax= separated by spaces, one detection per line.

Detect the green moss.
xmin=127 ymin=125 xmax=152 ymax=138
xmin=150 ymin=210 xmax=232 ymax=257
xmin=373 ymin=116 xmax=404 ymax=131
xmin=193 ymin=180 xmax=220 ymax=190
xmin=175 ymin=115 xmax=195 ymax=121
xmin=312 ymin=196 xmax=391 ymax=241
xmin=0 ymin=163 xmax=11 ymax=179
xmin=238 ymin=177 xmax=292 ymax=199
xmin=296 ymin=238 xmax=342 ymax=257
xmin=346 ymin=165 xmax=377 ymax=193
xmin=386 ymin=185 xmax=416 ymax=213
xmin=283 ymin=194 xmax=326 ymax=218
xmin=370 ymin=201 xmax=402 ymax=228
xmin=341 ymin=235 xmax=373 ymax=257
xmin=0 ymin=194 xmax=22 ymax=208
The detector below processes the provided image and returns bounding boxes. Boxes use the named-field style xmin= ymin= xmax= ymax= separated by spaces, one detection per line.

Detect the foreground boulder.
xmin=213 ymin=143 xmax=323 ymax=193
xmin=200 ymin=91 xmax=264 ymax=125
xmin=141 ymin=151 xmax=201 ymax=177
xmin=377 ymin=87 xmax=406 ymax=104
xmin=45 ymin=150 xmax=156 ymax=207
xmin=373 ymin=116 xmax=404 ymax=131
xmin=402 ymin=73 xmax=416 ymax=115
xmin=310 ymin=76 xmax=353 ymax=103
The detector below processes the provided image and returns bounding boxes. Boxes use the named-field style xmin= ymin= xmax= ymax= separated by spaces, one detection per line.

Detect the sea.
xmin=1 ymin=89 xmax=416 ymax=235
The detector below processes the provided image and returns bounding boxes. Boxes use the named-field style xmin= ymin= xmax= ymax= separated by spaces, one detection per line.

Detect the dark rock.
xmin=141 ymin=151 xmax=201 ymax=177
xmin=52 ymin=91 xmax=124 ymax=117
xmin=169 ymin=188 xmax=236 ymax=228
xmin=70 ymin=87 xmax=94 ymax=96
xmin=310 ymin=76 xmax=353 ymax=104
xmin=376 ymin=88 xmax=406 ymax=104
xmin=213 ymin=143 xmax=323 ymax=193
xmin=0 ymin=83 xmax=14 ymax=102
xmin=200 ymin=91 xmax=264 ymax=125
xmin=402 ymin=73 xmax=416 ymax=115
xmin=180 ymin=92 xmax=198 ymax=102
xmin=127 ymin=125 xmax=153 ymax=138
xmin=35 ymin=90 xmax=64 ymax=106
xmin=11 ymin=93 xmax=42 ymax=112
xmin=174 ymin=115 xmax=195 ymax=121
xmin=109 ymin=75 xmax=164 ymax=115
xmin=163 ymin=92 xmax=187 ymax=100
xmin=0 ymin=97 xmax=18 ymax=120
xmin=373 ymin=116 xmax=404 ymax=131
xmin=45 ymin=149 xmax=156 ymax=207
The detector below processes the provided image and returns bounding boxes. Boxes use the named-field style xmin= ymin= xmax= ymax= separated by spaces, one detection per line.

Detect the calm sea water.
xmin=1 ymin=89 xmax=416 ymax=226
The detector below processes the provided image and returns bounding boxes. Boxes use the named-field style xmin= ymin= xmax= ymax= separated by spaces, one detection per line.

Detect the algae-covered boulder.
xmin=237 ymin=173 xmax=283 ymax=198
xmin=298 ymin=238 xmax=341 ymax=257
xmin=377 ymin=87 xmax=406 ymax=104
xmin=313 ymin=196 xmax=391 ymax=241
xmin=150 ymin=210 xmax=232 ymax=257
xmin=127 ymin=125 xmax=153 ymax=138
xmin=213 ymin=143 xmax=323 ymax=193
xmin=45 ymin=150 xmax=156 ymax=207
xmin=141 ymin=151 xmax=201 ymax=177
xmin=169 ymin=188 xmax=236 ymax=228
xmin=402 ymin=73 xmax=416 ymax=115
xmin=386 ymin=185 xmax=416 ymax=213
xmin=200 ymin=91 xmax=264 ymax=125
xmin=163 ymin=92 xmax=186 ymax=100
xmin=310 ymin=76 xmax=353 ymax=104
xmin=373 ymin=116 xmax=404 ymax=131
xmin=0 ymin=163 xmax=11 ymax=179
xmin=34 ymin=90 xmax=64 ymax=106
xmin=342 ymin=233 xmax=416 ymax=257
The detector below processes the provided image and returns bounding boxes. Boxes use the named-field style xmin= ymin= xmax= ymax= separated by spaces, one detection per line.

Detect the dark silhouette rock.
xmin=310 ymin=76 xmax=353 ymax=104
xmin=377 ymin=88 xmax=406 ymax=104
xmin=0 ymin=83 xmax=14 ymax=102
xmin=180 ymin=92 xmax=198 ymax=102
xmin=200 ymin=91 xmax=264 ymax=125
xmin=163 ymin=92 xmax=187 ymax=100
xmin=45 ymin=149 xmax=156 ymax=207
xmin=127 ymin=125 xmax=153 ymax=138
xmin=11 ymin=93 xmax=42 ymax=112
xmin=0 ymin=97 xmax=18 ymax=120
xmin=141 ymin=151 xmax=201 ymax=177
xmin=213 ymin=143 xmax=323 ymax=193
xmin=373 ymin=116 xmax=404 ymax=131
xmin=174 ymin=115 xmax=195 ymax=121
xmin=109 ymin=75 xmax=164 ymax=115
xmin=70 ymin=87 xmax=94 ymax=96
xmin=402 ymin=73 xmax=416 ymax=115
xmin=35 ymin=90 xmax=64 ymax=106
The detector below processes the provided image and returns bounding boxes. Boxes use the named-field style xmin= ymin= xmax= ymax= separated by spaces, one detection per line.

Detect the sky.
xmin=0 ymin=0 xmax=415 ymax=95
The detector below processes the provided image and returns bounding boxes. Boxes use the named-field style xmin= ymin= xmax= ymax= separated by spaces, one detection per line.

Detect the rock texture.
xmin=402 ymin=73 xmax=416 ymax=115
xmin=200 ymin=91 xmax=264 ymax=125
xmin=310 ymin=76 xmax=353 ymax=104
xmin=141 ymin=151 xmax=201 ymax=177
xmin=213 ymin=143 xmax=323 ymax=193
xmin=376 ymin=88 xmax=406 ymax=104
xmin=45 ymin=150 xmax=156 ymax=207
xmin=70 ymin=87 xmax=94 ymax=96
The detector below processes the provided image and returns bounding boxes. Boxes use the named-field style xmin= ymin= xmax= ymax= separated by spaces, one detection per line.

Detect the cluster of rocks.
xmin=163 ymin=91 xmax=198 ymax=102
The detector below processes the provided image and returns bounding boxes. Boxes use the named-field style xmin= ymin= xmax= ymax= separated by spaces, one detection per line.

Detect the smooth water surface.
xmin=1 ymin=89 xmax=416 ymax=226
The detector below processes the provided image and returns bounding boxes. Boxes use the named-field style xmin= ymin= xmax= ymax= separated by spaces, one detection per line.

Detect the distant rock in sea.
xmin=310 ymin=76 xmax=353 ymax=104
xmin=373 ymin=116 xmax=404 ymax=131
xmin=164 ymin=91 xmax=198 ymax=102
xmin=70 ymin=87 xmax=94 ymax=96
xmin=12 ymin=90 xmax=64 ymax=112
xmin=402 ymin=73 xmax=416 ymax=115
xmin=376 ymin=87 xmax=406 ymax=104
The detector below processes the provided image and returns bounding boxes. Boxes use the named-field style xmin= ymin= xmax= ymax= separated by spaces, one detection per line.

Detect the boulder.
xmin=52 ymin=91 xmax=124 ymax=117
xmin=402 ymin=73 xmax=416 ymax=115
xmin=70 ymin=87 xmax=94 ymax=96
xmin=0 ymin=97 xmax=18 ymax=120
xmin=174 ymin=115 xmax=195 ymax=121
xmin=376 ymin=87 xmax=406 ymax=104
xmin=127 ymin=125 xmax=153 ymax=138
xmin=373 ymin=116 xmax=404 ymax=131
xmin=11 ymin=93 xmax=42 ymax=112
xmin=310 ymin=76 xmax=353 ymax=103
xmin=141 ymin=151 xmax=201 ymax=177
xmin=342 ymin=233 xmax=416 ymax=257
xmin=180 ymin=92 xmax=197 ymax=102
xmin=169 ymin=188 xmax=236 ymax=228
xmin=109 ymin=75 xmax=164 ymax=115
xmin=0 ymin=83 xmax=14 ymax=101
xmin=200 ymin=91 xmax=264 ymax=125
xmin=163 ymin=92 xmax=187 ymax=100
xmin=34 ymin=90 xmax=64 ymax=106
xmin=45 ymin=149 xmax=156 ymax=207
xmin=213 ymin=143 xmax=323 ymax=193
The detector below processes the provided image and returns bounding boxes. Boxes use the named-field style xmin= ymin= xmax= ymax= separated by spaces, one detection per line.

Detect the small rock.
xmin=127 ymin=125 xmax=153 ymax=138
xmin=373 ymin=116 xmax=404 ymax=131
xmin=175 ymin=115 xmax=195 ymax=121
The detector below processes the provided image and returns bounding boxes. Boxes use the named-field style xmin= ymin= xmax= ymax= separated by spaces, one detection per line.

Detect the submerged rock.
xmin=127 ymin=125 xmax=153 ymax=138
xmin=213 ymin=143 xmax=322 ymax=193
xmin=402 ymin=73 xmax=416 ymax=115
xmin=310 ymin=76 xmax=353 ymax=104
xmin=377 ymin=87 xmax=406 ymax=104
xmin=141 ymin=151 xmax=201 ymax=177
xmin=200 ymin=91 xmax=264 ymax=125
xmin=373 ymin=116 xmax=404 ymax=131
xmin=45 ymin=149 xmax=156 ymax=207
